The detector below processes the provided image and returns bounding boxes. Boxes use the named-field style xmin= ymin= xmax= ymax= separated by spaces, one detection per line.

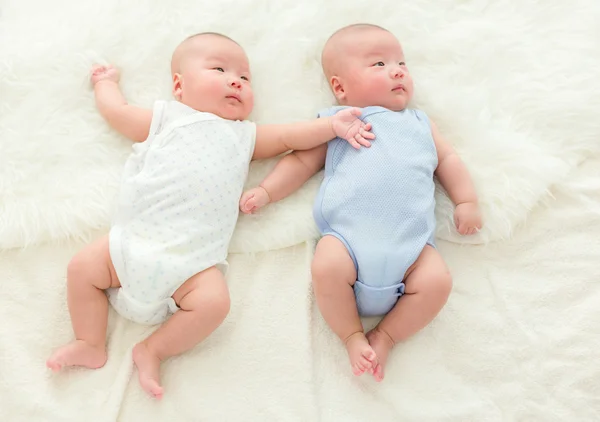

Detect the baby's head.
xmin=171 ymin=32 xmax=253 ymax=120
xmin=322 ymin=24 xmax=413 ymax=111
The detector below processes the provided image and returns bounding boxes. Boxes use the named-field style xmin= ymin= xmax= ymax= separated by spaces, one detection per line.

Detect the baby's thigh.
xmin=403 ymin=245 xmax=452 ymax=296
xmin=68 ymin=234 xmax=121 ymax=290
xmin=312 ymin=235 xmax=357 ymax=287
xmin=171 ymin=266 xmax=229 ymax=311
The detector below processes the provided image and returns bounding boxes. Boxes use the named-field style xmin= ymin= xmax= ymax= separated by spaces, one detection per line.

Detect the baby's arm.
xmin=252 ymin=108 xmax=374 ymax=160
xmin=431 ymin=121 xmax=482 ymax=235
xmin=91 ymin=65 xmax=152 ymax=142
xmin=240 ymin=145 xmax=326 ymax=214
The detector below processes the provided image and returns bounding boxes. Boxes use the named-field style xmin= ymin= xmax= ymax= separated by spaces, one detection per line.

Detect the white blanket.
xmin=1 ymin=0 xmax=600 ymax=420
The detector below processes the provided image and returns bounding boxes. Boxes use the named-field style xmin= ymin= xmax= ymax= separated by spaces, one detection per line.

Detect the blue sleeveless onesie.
xmin=314 ymin=106 xmax=438 ymax=316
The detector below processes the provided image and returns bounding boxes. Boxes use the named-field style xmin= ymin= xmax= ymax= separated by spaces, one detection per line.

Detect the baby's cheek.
xmin=369 ymin=77 xmax=391 ymax=98
xmin=244 ymin=93 xmax=255 ymax=114
xmin=405 ymin=79 xmax=415 ymax=96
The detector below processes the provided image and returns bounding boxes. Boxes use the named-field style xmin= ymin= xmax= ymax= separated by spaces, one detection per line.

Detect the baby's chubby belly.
xmin=316 ymin=141 xmax=436 ymax=245
xmin=116 ymin=157 xmax=242 ymax=230
xmin=323 ymin=150 xmax=431 ymax=211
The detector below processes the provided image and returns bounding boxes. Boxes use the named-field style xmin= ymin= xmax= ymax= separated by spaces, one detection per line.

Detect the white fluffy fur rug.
xmin=2 ymin=0 xmax=600 ymax=421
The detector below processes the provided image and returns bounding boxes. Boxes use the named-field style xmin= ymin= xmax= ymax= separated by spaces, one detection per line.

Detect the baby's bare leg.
xmin=366 ymin=245 xmax=452 ymax=381
xmin=132 ymin=266 xmax=230 ymax=399
xmin=47 ymin=235 xmax=120 ymax=371
xmin=312 ymin=236 xmax=377 ymax=376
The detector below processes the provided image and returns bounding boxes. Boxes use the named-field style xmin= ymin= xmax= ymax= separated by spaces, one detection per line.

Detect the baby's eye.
xmin=214 ymin=67 xmax=225 ymax=72
xmin=241 ymin=76 xmax=249 ymax=81
xmin=373 ymin=61 xmax=385 ymax=67
xmin=399 ymin=61 xmax=406 ymax=66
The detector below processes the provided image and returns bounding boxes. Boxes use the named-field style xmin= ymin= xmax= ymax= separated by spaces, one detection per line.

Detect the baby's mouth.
xmin=226 ymin=94 xmax=242 ymax=103
xmin=392 ymin=84 xmax=405 ymax=92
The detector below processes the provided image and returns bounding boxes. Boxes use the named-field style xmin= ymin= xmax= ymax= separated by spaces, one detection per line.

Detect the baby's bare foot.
xmin=344 ymin=332 xmax=377 ymax=376
xmin=133 ymin=342 xmax=164 ymax=400
xmin=46 ymin=340 xmax=107 ymax=372
xmin=365 ymin=328 xmax=394 ymax=382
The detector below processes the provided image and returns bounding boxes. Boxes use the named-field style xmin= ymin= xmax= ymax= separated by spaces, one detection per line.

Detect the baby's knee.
xmin=186 ymin=284 xmax=231 ymax=320
xmin=67 ymin=252 xmax=91 ymax=284
xmin=310 ymin=259 xmax=329 ymax=283
xmin=209 ymin=292 xmax=230 ymax=322
xmin=203 ymin=287 xmax=231 ymax=317
xmin=214 ymin=290 xmax=231 ymax=318
xmin=430 ymin=270 xmax=452 ymax=302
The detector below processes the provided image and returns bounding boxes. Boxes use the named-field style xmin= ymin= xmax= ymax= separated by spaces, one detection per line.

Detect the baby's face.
xmin=173 ymin=37 xmax=254 ymax=120
xmin=329 ymin=30 xmax=413 ymax=111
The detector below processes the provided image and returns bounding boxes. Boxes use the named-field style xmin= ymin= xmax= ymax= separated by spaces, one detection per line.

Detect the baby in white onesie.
xmin=46 ymin=32 xmax=374 ymax=399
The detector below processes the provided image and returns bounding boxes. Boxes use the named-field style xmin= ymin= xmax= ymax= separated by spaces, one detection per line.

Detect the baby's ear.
xmin=330 ymin=76 xmax=346 ymax=102
xmin=172 ymin=73 xmax=183 ymax=100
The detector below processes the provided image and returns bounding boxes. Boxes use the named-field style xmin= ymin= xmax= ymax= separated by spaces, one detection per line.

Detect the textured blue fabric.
xmin=314 ymin=106 xmax=438 ymax=316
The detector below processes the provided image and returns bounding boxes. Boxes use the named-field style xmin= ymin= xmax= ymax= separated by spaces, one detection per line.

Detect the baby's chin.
xmin=178 ymin=99 xmax=251 ymax=121
xmin=376 ymin=95 xmax=411 ymax=111
xmin=209 ymin=106 xmax=252 ymax=121
xmin=342 ymin=95 xmax=410 ymax=112
xmin=220 ymin=103 xmax=253 ymax=121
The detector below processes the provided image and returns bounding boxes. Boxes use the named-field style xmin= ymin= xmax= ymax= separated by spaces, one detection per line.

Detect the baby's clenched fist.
xmin=90 ymin=64 xmax=120 ymax=86
xmin=239 ymin=186 xmax=271 ymax=214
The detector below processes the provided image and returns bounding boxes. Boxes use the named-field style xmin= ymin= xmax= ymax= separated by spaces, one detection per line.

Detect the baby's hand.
xmin=454 ymin=202 xmax=482 ymax=235
xmin=239 ymin=186 xmax=271 ymax=214
xmin=331 ymin=108 xmax=375 ymax=149
xmin=90 ymin=64 xmax=120 ymax=86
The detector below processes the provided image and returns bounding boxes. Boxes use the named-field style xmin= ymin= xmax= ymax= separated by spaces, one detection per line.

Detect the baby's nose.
xmin=391 ymin=67 xmax=404 ymax=78
xmin=230 ymin=79 xmax=242 ymax=88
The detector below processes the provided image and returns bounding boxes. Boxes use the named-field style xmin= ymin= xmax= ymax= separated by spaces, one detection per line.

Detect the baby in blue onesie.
xmin=241 ymin=24 xmax=482 ymax=382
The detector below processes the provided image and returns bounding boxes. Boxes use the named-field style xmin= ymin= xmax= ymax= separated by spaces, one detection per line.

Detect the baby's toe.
xmin=364 ymin=349 xmax=376 ymax=362
xmin=358 ymin=355 xmax=372 ymax=370
xmin=352 ymin=364 xmax=364 ymax=376
xmin=373 ymin=364 xmax=384 ymax=382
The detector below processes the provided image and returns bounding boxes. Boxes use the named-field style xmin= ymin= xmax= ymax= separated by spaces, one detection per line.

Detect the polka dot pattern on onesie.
xmin=108 ymin=100 xmax=256 ymax=325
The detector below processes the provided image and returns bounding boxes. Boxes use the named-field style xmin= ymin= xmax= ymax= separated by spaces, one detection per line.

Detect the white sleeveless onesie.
xmin=106 ymin=100 xmax=255 ymax=325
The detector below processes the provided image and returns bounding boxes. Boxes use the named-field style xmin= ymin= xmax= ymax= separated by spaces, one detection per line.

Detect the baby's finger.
xmin=246 ymin=197 xmax=257 ymax=209
xmin=240 ymin=192 xmax=253 ymax=203
xmin=348 ymin=136 xmax=361 ymax=149
xmin=361 ymin=129 xmax=376 ymax=140
xmin=360 ymin=124 xmax=375 ymax=137
xmin=243 ymin=195 xmax=256 ymax=211
xmin=355 ymin=134 xmax=371 ymax=147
